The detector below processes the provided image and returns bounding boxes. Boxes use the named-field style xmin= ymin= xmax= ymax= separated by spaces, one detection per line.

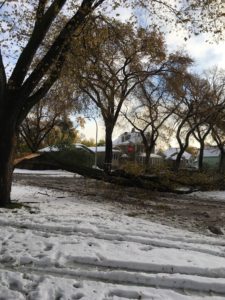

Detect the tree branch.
xmin=0 ymin=49 xmax=6 ymax=104
xmin=9 ymin=0 xmax=67 ymax=88
xmin=21 ymin=0 xmax=101 ymax=98
xmin=35 ymin=0 xmax=48 ymax=23
xmin=0 ymin=0 xmax=7 ymax=9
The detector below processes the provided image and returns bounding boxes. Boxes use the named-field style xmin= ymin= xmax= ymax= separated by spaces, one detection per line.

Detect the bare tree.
xmin=207 ymin=69 xmax=225 ymax=172
xmin=168 ymin=73 xmax=216 ymax=171
xmin=122 ymin=78 xmax=176 ymax=170
xmin=185 ymin=77 xmax=214 ymax=171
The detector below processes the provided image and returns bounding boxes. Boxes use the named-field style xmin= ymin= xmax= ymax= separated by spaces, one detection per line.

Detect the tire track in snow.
xmin=0 ymin=218 xmax=225 ymax=259
xmin=62 ymin=255 xmax=225 ymax=280
xmin=0 ymin=264 xmax=225 ymax=297
xmin=1 ymin=217 xmax=224 ymax=246
xmin=1 ymin=237 xmax=225 ymax=282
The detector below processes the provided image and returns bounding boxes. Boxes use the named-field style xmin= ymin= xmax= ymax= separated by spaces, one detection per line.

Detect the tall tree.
xmin=207 ymin=69 xmax=225 ymax=172
xmin=122 ymin=77 xmax=178 ymax=170
xmin=67 ymin=18 xmax=169 ymax=172
xmin=0 ymin=0 xmax=107 ymax=206
xmin=167 ymin=73 xmax=214 ymax=171
xmin=189 ymin=77 xmax=215 ymax=171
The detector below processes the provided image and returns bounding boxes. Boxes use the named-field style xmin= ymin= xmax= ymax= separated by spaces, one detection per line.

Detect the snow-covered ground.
xmin=188 ymin=190 xmax=225 ymax=203
xmin=14 ymin=168 xmax=79 ymax=178
xmin=1 ymin=170 xmax=225 ymax=299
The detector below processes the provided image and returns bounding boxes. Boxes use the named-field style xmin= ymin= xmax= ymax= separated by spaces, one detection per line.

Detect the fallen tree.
xmin=43 ymin=152 xmax=196 ymax=193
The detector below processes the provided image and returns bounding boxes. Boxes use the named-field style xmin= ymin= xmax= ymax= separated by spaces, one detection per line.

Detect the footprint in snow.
xmin=139 ymin=245 xmax=153 ymax=251
xmin=107 ymin=289 xmax=143 ymax=299
xmin=73 ymin=282 xmax=83 ymax=289
xmin=87 ymin=241 xmax=100 ymax=247
xmin=44 ymin=243 xmax=54 ymax=251
xmin=71 ymin=293 xmax=84 ymax=299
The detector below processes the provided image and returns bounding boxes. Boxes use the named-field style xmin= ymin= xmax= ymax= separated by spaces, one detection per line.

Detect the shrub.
xmin=121 ymin=162 xmax=144 ymax=176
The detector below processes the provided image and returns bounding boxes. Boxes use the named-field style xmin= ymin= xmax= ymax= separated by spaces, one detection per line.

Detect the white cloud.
xmin=166 ymin=31 xmax=225 ymax=72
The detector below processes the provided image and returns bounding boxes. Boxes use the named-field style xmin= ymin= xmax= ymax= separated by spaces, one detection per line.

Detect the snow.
xmin=203 ymin=148 xmax=220 ymax=158
xmin=38 ymin=146 xmax=59 ymax=152
xmin=139 ymin=153 xmax=163 ymax=159
xmin=113 ymin=131 xmax=142 ymax=146
xmin=38 ymin=143 xmax=93 ymax=154
xmin=1 ymin=174 xmax=225 ymax=299
xmin=163 ymin=148 xmax=192 ymax=160
xmin=13 ymin=168 xmax=77 ymax=178
xmin=188 ymin=190 xmax=225 ymax=202
xmin=88 ymin=146 xmax=106 ymax=153
xmin=88 ymin=146 xmax=121 ymax=154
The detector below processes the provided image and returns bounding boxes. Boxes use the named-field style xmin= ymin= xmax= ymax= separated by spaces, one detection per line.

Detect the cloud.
xmin=101 ymin=1 xmax=133 ymax=23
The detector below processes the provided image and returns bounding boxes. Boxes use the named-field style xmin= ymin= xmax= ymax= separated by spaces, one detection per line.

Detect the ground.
xmin=13 ymin=170 xmax=225 ymax=235
xmin=0 ymin=169 xmax=224 ymax=299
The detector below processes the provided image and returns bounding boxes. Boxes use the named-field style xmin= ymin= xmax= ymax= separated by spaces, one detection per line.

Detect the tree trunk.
xmin=219 ymin=149 xmax=225 ymax=173
xmin=0 ymin=115 xmax=17 ymax=207
xmin=144 ymin=149 xmax=151 ymax=171
xmin=104 ymin=124 xmax=113 ymax=173
xmin=174 ymin=149 xmax=184 ymax=172
xmin=198 ymin=142 xmax=204 ymax=172
xmin=144 ymin=146 xmax=154 ymax=172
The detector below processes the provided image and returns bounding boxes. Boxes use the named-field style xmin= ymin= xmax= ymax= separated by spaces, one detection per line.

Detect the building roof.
xmin=88 ymin=146 xmax=121 ymax=153
xmin=139 ymin=153 xmax=163 ymax=159
xmin=39 ymin=143 xmax=93 ymax=154
xmin=39 ymin=146 xmax=58 ymax=152
xmin=88 ymin=146 xmax=106 ymax=153
xmin=163 ymin=147 xmax=192 ymax=160
xmin=113 ymin=131 xmax=143 ymax=146
xmin=203 ymin=148 xmax=220 ymax=157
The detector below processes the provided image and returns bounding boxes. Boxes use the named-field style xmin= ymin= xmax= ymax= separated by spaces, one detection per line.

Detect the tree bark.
xmin=198 ymin=142 xmax=204 ymax=172
xmin=144 ymin=148 xmax=151 ymax=170
xmin=174 ymin=149 xmax=185 ymax=172
xmin=0 ymin=112 xmax=17 ymax=207
xmin=144 ymin=145 xmax=154 ymax=172
xmin=104 ymin=124 xmax=113 ymax=173
xmin=219 ymin=148 xmax=225 ymax=173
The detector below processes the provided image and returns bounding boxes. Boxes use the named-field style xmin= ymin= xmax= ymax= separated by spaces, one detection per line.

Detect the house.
xmin=113 ymin=130 xmax=145 ymax=157
xmin=138 ymin=152 xmax=164 ymax=168
xmin=87 ymin=146 xmax=121 ymax=169
xmin=113 ymin=129 xmax=163 ymax=167
xmin=200 ymin=146 xmax=221 ymax=170
xmin=163 ymin=147 xmax=192 ymax=169
xmin=113 ymin=129 xmax=155 ymax=155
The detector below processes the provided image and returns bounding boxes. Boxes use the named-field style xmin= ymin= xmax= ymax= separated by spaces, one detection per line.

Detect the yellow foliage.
xmin=122 ymin=162 xmax=144 ymax=176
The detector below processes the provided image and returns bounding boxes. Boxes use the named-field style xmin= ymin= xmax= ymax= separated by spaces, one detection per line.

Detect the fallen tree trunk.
xmin=16 ymin=152 xmax=192 ymax=194
xmin=45 ymin=153 xmax=194 ymax=194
